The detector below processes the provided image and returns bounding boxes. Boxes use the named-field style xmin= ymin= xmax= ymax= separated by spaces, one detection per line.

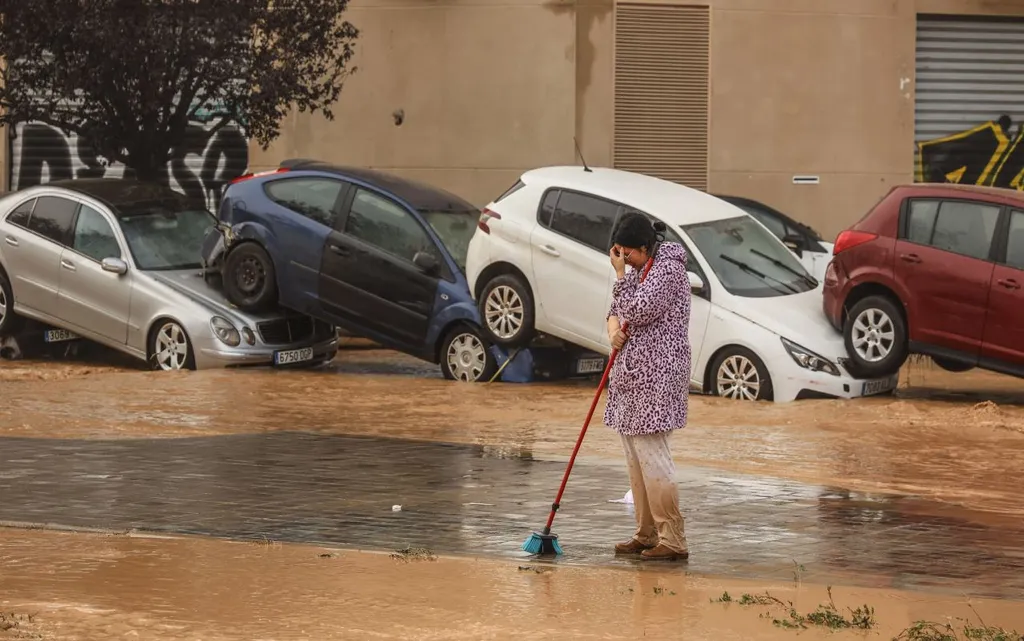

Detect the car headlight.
xmin=241 ymin=327 xmax=256 ymax=345
xmin=211 ymin=316 xmax=241 ymax=347
xmin=781 ymin=337 xmax=840 ymax=376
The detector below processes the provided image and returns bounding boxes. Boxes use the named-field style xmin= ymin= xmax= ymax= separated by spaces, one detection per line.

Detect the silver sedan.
xmin=0 ymin=180 xmax=338 ymax=370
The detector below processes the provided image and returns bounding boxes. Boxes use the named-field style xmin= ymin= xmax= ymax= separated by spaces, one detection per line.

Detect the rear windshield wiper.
xmin=749 ymin=248 xmax=818 ymax=288
xmin=719 ymin=254 xmax=800 ymax=294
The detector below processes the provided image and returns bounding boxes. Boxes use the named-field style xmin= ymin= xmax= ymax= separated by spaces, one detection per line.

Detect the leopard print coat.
xmin=603 ymin=241 xmax=691 ymax=436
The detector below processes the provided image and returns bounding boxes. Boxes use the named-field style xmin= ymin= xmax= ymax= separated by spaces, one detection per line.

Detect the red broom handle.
xmin=542 ymin=255 xmax=656 ymax=534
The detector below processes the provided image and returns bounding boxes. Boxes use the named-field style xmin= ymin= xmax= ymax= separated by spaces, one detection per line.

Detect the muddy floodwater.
xmin=2 ymin=528 xmax=1023 ymax=641
xmin=3 ymin=347 xmax=1024 ymax=515
xmin=2 ymin=345 xmax=1024 ymax=639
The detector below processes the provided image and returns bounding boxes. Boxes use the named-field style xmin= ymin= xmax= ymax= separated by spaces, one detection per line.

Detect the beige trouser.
xmin=620 ymin=431 xmax=688 ymax=553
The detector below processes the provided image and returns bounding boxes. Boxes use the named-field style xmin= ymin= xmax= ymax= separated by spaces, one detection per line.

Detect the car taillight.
xmin=479 ymin=208 xmax=501 ymax=234
xmin=833 ymin=230 xmax=877 ymax=255
xmin=824 ymin=260 xmax=838 ymax=287
xmin=230 ymin=167 xmax=290 ymax=185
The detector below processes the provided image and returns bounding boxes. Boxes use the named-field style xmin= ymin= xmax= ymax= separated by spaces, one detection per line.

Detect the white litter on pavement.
xmin=392 ymin=505 xmax=402 ymax=512
xmin=608 ymin=489 xmax=633 ymax=504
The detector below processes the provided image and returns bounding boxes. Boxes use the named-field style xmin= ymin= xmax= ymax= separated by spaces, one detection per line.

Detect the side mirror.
xmin=782 ymin=233 xmax=805 ymax=257
xmin=688 ymin=271 xmax=705 ymax=293
xmin=101 ymin=257 xmax=128 ymax=275
xmin=412 ymin=251 xmax=439 ymax=275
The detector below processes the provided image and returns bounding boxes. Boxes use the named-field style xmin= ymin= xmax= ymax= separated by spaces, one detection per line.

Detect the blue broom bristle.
xmin=521 ymin=533 xmax=543 ymax=554
xmin=521 ymin=532 xmax=563 ymax=555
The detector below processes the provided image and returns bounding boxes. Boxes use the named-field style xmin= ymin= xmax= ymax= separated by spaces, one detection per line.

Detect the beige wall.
xmin=254 ymin=0 xmax=1024 ymax=239
xmin=704 ymin=0 xmax=1024 ymax=239
xmin=249 ymin=0 xmax=580 ymax=207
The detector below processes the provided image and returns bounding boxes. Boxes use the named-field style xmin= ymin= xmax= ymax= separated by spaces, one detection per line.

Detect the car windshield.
xmin=683 ymin=216 xmax=818 ymax=297
xmin=117 ymin=203 xmax=217 ymax=271
xmin=421 ymin=209 xmax=478 ymax=272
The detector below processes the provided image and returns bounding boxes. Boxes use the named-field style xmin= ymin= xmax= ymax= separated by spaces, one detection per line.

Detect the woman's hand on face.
xmin=610 ymin=329 xmax=628 ymax=350
xmin=609 ymin=245 xmax=627 ymax=278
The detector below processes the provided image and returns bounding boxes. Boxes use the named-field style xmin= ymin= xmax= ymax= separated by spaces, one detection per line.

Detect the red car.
xmin=823 ymin=183 xmax=1024 ymax=379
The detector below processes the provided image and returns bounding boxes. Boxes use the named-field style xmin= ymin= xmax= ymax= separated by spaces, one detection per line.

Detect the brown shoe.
xmin=640 ymin=544 xmax=689 ymax=561
xmin=614 ymin=538 xmax=655 ymax=554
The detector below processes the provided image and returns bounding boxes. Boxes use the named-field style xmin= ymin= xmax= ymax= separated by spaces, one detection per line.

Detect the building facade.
xmin=5 ymin=0 xmax=1024 ymax=239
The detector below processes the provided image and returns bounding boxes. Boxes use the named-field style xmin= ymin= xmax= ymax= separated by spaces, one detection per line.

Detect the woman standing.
xmin=604 ymin=212 xmax=692 ymax=561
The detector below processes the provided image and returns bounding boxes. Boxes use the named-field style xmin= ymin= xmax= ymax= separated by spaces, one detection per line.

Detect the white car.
xmin=465 ymin=166 xmax=898 ymax=402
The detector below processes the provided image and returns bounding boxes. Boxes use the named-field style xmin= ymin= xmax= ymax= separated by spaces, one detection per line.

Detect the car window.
xmin=549 ymin=191 xmax=620 ymax=251
xmin=683 ymin=215 xmax=816 ymax=298
xmin=5 ymin=198 xmax=35 ymax=228
xmin=907 ymin=200 xmax=1000 ymax=261
xmin=264 ymin=177 xmax=343 ymax=226
xmin=1005 ymin=210 xmax=1024 ymax=271
xmin=538 ymin=190 xmax=559 ymax=227
xmin=118 ymin=206 xmax=216 ymax=271
xmin=421 ymin=209 xmax=477 ymax=272
xmin=27 ymin=196 xmax=78 ymax=245
xmin=73 ymin=204 xmax=122 ymax=261
xmin=743 ymin=205 xmax=787 ymax=240
xmin=906 ymin=200 xmax=940 ymax=244
xmin=346 ymin=188 xmax=436 ymax=263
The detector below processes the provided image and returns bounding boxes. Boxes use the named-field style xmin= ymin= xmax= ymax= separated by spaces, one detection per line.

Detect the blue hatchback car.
xmin=204 ymin=159 xmax=497 ymax=382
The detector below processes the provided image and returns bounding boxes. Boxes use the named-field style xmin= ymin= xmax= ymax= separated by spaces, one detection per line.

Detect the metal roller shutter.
xmin=6 ymin=68 xmax=249 ymax=209
xmin=915 ymin=15 xmax=1024 ymax=190
xmin=613 ymin=3 xmax=709 ymax=191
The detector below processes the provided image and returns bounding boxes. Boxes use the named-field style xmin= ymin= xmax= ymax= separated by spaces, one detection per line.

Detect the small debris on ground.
xmin=390 ymin=547 xmax=436 ymax=562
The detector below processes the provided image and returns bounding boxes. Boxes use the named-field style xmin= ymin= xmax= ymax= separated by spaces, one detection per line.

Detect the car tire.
xmin=440 ymin=325 xmax=498 ymax=383
xmin=0 ymin=269 xmax=23 ymax=337
xmin=709 ymin=346 xmax=774 ymax=402
xmin=223 ymin=242 xmax=279 ymax=313
xmin=478 ymin=273 xmax=535 ymax=347
xmin=148 ymin=320 xmax=196 ymax=371
xmin=842 ymin=295 xmax=908 ymax=378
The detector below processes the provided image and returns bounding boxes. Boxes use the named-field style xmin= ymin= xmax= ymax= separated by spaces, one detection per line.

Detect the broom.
xmin=521 ymin=251 xmax=657 ymax=555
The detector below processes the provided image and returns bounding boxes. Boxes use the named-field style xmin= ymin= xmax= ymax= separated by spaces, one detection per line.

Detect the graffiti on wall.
xmin=8 ymin=115 xmax=249 ymax=211
xmin=916 ymin=115 xmax=1024 ymax=191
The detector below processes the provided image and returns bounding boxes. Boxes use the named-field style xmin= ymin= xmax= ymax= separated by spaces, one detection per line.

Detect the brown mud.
xmin=1 ymin=528 xmax=1022 ymax=641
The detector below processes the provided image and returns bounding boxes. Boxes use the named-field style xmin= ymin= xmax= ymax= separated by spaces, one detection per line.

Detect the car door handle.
xmin=900 ymin=253 xmax=921 ymax=264
xmin=997 ymin=278 xmax=1021 ymax=290
xmin=328 ymin=244 xmax=349 ymax=256
xmin=60 ymin=259 xmax=76 ymax=272
xmin=4 ymin=236 xmax=17 ymax=247
xmin=539 ymin=244 xmax=560 ymax=257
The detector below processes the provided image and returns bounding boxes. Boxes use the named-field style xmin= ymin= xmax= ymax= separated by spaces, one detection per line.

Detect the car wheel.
xmin=710 ymin=347 xmax=774 ymax=402
xmin=843 ymin=295 xmax=907 ymax=378
xmin=223 ymin=242 xmax=279 ymax=313
xmin=149 ymin=320 xmax=196 ymax=371
xmin=441 ymin=325 xmax=498 ymax=383
xmin=0 ymin=270 xmax=23 ymax=337
xmin=479 ymin=274 xmax=535 ymax=347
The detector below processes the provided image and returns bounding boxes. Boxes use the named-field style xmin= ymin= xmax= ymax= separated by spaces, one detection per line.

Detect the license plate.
xmin=862 ymin=374 xmax=899 ymax=396
xmin=274 ymin=347 xmax=314 ymax=365
xmin=44 ymin=329 xmax=79 ymax=343
xmin=577 ymin=357 xmax=606 ymax=374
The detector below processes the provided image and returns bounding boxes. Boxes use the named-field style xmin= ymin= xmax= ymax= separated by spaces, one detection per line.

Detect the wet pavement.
xmin=1 ymin=431 xmax=1023 ymax=600
xmin=3 ymin=344 xmax=1024 ymax=628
